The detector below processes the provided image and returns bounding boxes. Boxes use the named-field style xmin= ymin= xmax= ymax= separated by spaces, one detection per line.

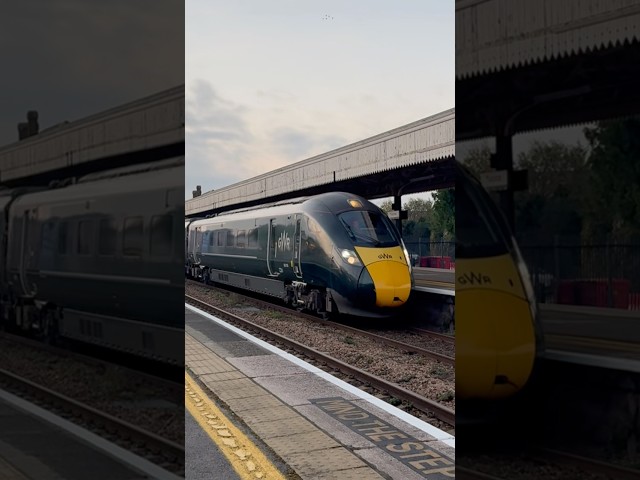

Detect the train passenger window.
xmin=78 ymin=220 xmax=93 ymax=255
xmin=227 ymin=230 xmax=235 ymax=247
xmin=98 ymin=218 xmax=117 ymax=255
xmin=123 ymin=216 xmax=143 ymax=256
xmin=248 ymin=229 xmax=257 ymax=248
xmin=209 ymin=231 xmax=216 ymax=247
xmin=237 ymin=230 xmax=246 ymax=247
xmin=217 ymin=230 xmax=225 ymax=246
xmin=58 ymin=222 xmax=68 ymax=254
xmin=150 ymin=215 xmax=173 ymax=255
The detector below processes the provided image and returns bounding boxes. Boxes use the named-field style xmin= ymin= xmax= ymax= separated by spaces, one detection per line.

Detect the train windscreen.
xmin=457 ymin=167 xmax=511 ymax=258
xmin=339 ymin=211 xmax=399 ymax=247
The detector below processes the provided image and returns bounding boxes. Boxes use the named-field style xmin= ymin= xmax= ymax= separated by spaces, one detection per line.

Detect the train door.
xmin=193 ymin=226 xmax=202 ymax=264
xmin=294 ymin=214 xmax=303 ymax=278
xmin=19 ymin=208 xmax=38 ymax=296
xmin=267 ymin=219 xmax=277 ymax=276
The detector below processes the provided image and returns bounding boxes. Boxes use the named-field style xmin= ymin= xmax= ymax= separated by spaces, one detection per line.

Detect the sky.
xmin=186 ymin=1 xmax=454 ymax=201
xmin=0 ymin=1 xmax=183 ymax=147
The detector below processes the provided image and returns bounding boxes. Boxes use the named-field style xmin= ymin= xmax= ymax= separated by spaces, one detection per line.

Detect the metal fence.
xmin=519 ymin=239 xmax=640 ymax=309
xmin=404 ymin=240 xmax=455 ymax=266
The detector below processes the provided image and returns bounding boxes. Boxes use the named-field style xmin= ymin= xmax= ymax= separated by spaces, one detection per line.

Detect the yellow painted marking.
xmin=185 ymin=372 xmax=287 ymax=480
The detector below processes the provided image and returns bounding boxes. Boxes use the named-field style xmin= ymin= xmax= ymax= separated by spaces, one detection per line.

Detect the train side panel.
xmin=4 ymin=165 xmax=184 ymax=363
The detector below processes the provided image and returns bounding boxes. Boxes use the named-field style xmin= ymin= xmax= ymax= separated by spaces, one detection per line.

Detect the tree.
xmin=460 ymin=146 xmax=492 ymax=177
xmin=513 ymin=141 xmax=588 ymax=242
xmin=432 ymin=189 xmax=455 ymax=240
xmin=583 ymin=118 xmax=640 ymax=240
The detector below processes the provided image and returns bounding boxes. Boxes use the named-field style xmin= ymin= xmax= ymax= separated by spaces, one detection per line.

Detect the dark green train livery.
xmin=186 ymin=192 xmax=413 ymax=317
xmin=0 ymin=158 xmax=184 ymax=364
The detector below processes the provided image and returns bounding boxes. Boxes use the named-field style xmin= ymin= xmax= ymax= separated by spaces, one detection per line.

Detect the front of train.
xmin=456 ymin=162 xmax=544 ymax=405
xmin=306 ymin=193 xmax=413 ymax=317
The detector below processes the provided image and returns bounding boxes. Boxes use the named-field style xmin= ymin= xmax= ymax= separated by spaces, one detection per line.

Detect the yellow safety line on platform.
xmin=185 ymin=372 xmax=287 ymax=480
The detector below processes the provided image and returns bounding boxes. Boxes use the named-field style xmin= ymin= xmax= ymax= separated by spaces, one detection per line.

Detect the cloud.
xmin=186 ymin=80 xmax=256 ymax=196
xmin=0 ymin=0 xmax=183 ymax=146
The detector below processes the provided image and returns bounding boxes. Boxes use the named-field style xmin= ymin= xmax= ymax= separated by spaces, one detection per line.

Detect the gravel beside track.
xmin=186 ymin=282 xmax=455 ymax=420
xmin=0 ymin=334 xmax=184 ymax=473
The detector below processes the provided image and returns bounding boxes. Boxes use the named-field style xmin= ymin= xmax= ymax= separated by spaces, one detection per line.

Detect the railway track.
xmin=412 ymin=326 xmax=455 ymax=344
xmin=185 ymin=293 xmax=455 ymax=426
xmin=457 ymin=448 xmax=640 ymax=480
xmin=0 ymin=331 xmax=182 ymax=389
xmin=186 ymin=279 xmax=454 ymax=365
xmin=0 ymin=367 xmax=184 ymax=475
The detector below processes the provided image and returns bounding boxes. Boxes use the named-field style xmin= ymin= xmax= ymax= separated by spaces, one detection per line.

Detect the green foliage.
xmin=583 ymin=119 xmax=640 ymax=240
xmin=432 ymin=189 xmax=455 ymax=240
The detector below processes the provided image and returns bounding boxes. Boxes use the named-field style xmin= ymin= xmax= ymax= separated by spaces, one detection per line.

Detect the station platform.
xmin=185 ymin=304 xmax=455 ymax=480
xmin=413 ymin=267 xmax=454 ymax=296
xmin=0 ymin=387 xmax=177 ymax=479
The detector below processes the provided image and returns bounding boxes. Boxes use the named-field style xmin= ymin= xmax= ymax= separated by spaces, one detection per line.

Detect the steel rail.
xmin=0 ymin=331 xmax=182 ymax=391
xmin=534 ymin=447 xmax=640 ymax=480
xmin=0 ymin=368 xmax=184 ymax=463
xmin=186 ymin=279 xmax=455 ymax=365
xmin=185 ymin=294 xmax=455 ymax=426
xmin=411 ymin=327 xmax=455 ymax=344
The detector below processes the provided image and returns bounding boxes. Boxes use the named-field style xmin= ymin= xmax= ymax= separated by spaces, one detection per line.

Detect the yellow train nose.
xmin=366 ymin=261 xmax=411 ymax=307
xmin=457 ymin=289 xmax=536 ymax=400
xmin=353 ymin=246 xmax=411 ymax=308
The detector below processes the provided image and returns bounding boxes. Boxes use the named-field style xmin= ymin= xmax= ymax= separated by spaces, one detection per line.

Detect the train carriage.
xmin=1 ymin=158 xmax=184 ymax=364
xmin=187 ymin=192 xmax=414 ymax=317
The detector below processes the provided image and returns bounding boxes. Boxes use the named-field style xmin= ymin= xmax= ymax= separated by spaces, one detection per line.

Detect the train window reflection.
xmin=248 ymin=228 xmax=258 ymax=248
xmin=150 ymin=215 xmax=172 ymax=256
xmin=123 ymin=216 xmax=143 ymax=256
xmin=98 ymin=218 xmax=117 ymax=255
xmin=338 ymin=211 xmax=398 ymax=247
xmin=58 ymin=222 xmax=68 ymax=254
xmin=237 ymin=230 xmax=246 ymax=248
xmin=78 ymin=220 xmax=93 ymax=255
xmin=457 ymin=168 xmax=509 ymax=258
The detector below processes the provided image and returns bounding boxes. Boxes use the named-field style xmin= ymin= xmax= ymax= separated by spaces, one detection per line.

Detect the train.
xmin=185 ymin=192 xmax=414 ymax=317
xmin=456 ymin=160 xmax=544 ymax=404
xmin=0 ymin=157 xmax=184 ymax=364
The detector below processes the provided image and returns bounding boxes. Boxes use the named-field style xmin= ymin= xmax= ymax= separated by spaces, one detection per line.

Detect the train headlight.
xmin=340 ymin=249 xmax=362 ymax=266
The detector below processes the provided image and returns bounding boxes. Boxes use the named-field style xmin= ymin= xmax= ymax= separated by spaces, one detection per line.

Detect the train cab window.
xmin=227 ymin=230 xmax=235 ymax=247
xmin=58 ymin=222 xmax=68 ymax=254
xmin=457 ymin=169 xmax=509 ymax=258
xmin=78 ymin=220 xmax=93 ymax=255
xmin=150 ymin=215 xmax=173 ymax=256
xmin=98 ymin=218 xmax=117 ymax=255
xmin=338 ymin=211 xmax=398 ymax=247
xmin=248 ymin=229 xmax=257 ymax=248
xmin=123 ymin=216 xmax=144 ymax=256
xmin=237 ymin=230 xmax=246 ymax=248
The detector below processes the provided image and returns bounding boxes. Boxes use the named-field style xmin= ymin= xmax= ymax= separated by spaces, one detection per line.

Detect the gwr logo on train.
xmin=458 ymin=272 xmax=492 ymax=285
xmin=276 ymin=231 xmax=291 ymax=254
xmin=378 ymin=253 xmax=392 ymax=260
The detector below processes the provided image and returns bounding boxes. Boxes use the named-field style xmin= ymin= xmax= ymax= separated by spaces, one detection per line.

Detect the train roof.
xmin=190 ymin=192 xmax=381 ymax=227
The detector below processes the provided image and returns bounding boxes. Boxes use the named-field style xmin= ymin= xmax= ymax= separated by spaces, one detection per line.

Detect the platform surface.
xmin=185 ymin=304 xmax=455 ymax=479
